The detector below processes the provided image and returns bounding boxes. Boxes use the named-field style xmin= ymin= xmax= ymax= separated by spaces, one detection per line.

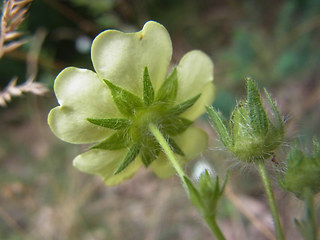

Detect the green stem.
xmin=148 ymin=123 xmax=186 ymax=181
xmin=204 ymin=216 xmax=226 ymax=240
xmin=257 ymin=161 xmax=285 ymax=240
xmin=304 ymin=188 xmax=318 ymax=240
xmin=148 ymin=123 xmax=226 ymax=240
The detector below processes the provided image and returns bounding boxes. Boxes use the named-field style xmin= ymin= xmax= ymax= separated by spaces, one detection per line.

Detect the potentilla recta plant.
xmin=48 ymin=20 xmax=319 ymax=240
xmin=48 ymin=21 xmax=228 ymax=237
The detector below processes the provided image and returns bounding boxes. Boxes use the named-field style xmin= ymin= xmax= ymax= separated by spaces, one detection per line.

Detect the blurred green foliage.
xmin=219 ymin=0 xmax=320 ymax=89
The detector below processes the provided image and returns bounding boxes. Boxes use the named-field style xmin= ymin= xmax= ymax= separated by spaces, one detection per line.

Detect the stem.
xmin=204 ymin=216 xmax=226 ymax=240
xmin=148 ymin=123 xmax=186 ymax=181
xmin=304 ymin=188 xmax=318 ymax=240
xmin=257 ymin=161 xmax=285 ymax=240
xmin=148 ymin=123 xmax=226 ymax=240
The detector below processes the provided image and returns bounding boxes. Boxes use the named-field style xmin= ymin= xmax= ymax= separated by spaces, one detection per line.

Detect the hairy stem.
xmin=257 ymin=161 xmax=285 ymax=240
xmin=148 ymin=123 xmax=226 ymax=240
xmin=148 ymin=123 xmax=186 ymax=181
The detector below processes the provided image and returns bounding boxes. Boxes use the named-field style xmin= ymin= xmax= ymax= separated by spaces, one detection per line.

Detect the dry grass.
xmin=0 ymin=0 xmax=48 ymax=107
xmin=0 ymin=0 xmax=31 ymax=58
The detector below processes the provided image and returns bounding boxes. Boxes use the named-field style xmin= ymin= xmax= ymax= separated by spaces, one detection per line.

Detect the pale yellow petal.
xmin=48 ymin=67 xmax=120 ymax=144
xmin=73 ymin=149 xmax=142 ymax=186
xmin=91 ymin=21 xmax=172 ymax=96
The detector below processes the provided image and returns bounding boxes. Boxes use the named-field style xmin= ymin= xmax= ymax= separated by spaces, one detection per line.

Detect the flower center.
xmin=129 ymin=103 xmax=168 ymax=142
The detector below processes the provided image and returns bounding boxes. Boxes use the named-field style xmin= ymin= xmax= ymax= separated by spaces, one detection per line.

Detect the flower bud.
xmin=280 ymin=138 xmax=320 ymax=198
xmin=184 ymin=170 xmax=228 ymax=218
xmin=207 ymin=78 xmax=284 ymax=162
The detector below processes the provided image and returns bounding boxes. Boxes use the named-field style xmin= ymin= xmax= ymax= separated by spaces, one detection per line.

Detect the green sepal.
xmin=104 ymin=79 xmax=144 ymax=117
xmin=143 ymin=66 xmax=155 ymax=106
xmin=155 ymin=67 xmax=178 ymax=103
xmin=87 ymin=118 xmax=131 ymax=130
xmin=140 ymin=135 xmax=161 ymax=166
xmin=114 ymin=143 xmax=140 ymax=174
xmin=184 ymin=176 xmax=204 ymax=211
xmin=202 ymin=178 xmax=219 ymax=215
xmin=185 ymin=171 xmax=229 ymax=218
xmin=161 ymin=117 xmax=193 ymax=136
xmin=206 ymin=106 xmax=232 ymax=148
xmin=247 ymin=77 xmax=268 ymax=135
xmin=168 ymin=94 xmax=201 ymax=116
xmin=90 ymin=131 xmax=129 ymax=150
xmin=264 ymin=88 xmax=284 ymax=132
xmin=167 ymin=137 xmax=184 ymax=156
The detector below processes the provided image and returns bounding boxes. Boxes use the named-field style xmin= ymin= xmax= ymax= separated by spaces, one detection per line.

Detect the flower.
xmin=207 ymin=78 xmax=284 ymax=162
xmin=48 ymin=21 xmax=215 ymax=185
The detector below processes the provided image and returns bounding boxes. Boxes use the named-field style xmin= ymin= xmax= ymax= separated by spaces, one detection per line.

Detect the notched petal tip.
xmin=91 ymin=20 xmax=172 ymax=95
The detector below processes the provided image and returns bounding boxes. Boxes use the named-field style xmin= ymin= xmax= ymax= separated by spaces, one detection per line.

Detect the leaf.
xmin=91 ymin=131 xmax=130 ymax=150
xmin=168 ymin=94 xmax=201 ymax=116
xmin=143 ymin=66 xmax=155 ymax=106
xmin=155 ymin=67 xmax=178 ymax=103
xmin=104 ymin=79 xmax=144 ymax=117
xmin=114 ymin=143 xmax=140 ymax=174
xmin=206 ymin=106 xmax=232 ymax=148
xmin=247 ymin=78 xmax=268 ymax=135
xmin=161 ymin=117 xmax=193 ymax=135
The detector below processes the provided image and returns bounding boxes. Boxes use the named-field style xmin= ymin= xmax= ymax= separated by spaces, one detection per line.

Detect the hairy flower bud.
xmin=280 ymin=138 xmax=320 ymax=198
xmin=207 ymin=78 xmax=284 ymax=162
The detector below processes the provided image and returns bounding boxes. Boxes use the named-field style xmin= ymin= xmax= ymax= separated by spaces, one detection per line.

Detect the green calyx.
xmin=184 ymin=170 xmax=228 ymax=218
xmin=87 ymin=66 xmax=200 ymax=174
xmin=207 ymin=78 xmax=284 ymax=162
xmin=280 ymin=137 xmax=320 ymax=198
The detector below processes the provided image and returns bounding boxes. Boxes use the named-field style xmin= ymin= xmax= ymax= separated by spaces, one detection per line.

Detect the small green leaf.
xmin=143 ymin=66 xmax=154 ymax=106
xmin=161 ymin=117 xmax=193 ymax=135
xmin=264 ymin=88 xmax=284 ymax=132
xmin=91 ymin=131 xmax=129 ymax=150
xmin=87 ymin=118 xmax=131 ymax=130
xmin=155 ymin=67 xmax=178 ymax=103
xmin=247 ymin=77 xmax=268 ymax=135
xmin=184 ymin=176 xmax=204 ymax=211
xmin=168 ymin=94 xmax=201 ymax=116
xmin=206 ymin=106 xmax=232 ymax=148
xmin=114 ymin=143 xmax=140 ymax=174
xmin=167 ymin=137 xmax=184 ymax=156
xmin=104 ymin=79 xmax=144 ymax=117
